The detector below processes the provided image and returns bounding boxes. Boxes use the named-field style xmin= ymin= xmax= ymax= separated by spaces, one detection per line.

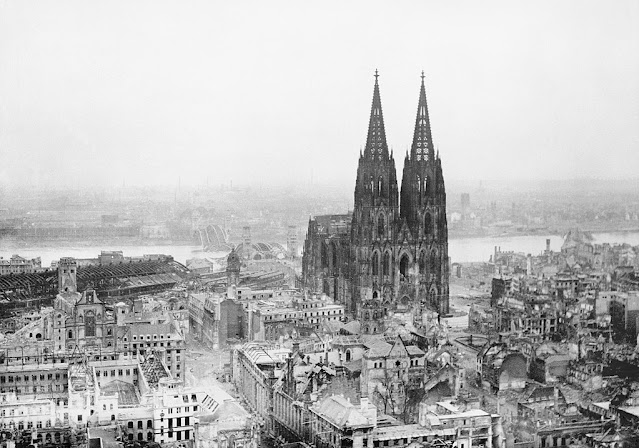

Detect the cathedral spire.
xmin=364 ymin=69 xmax=389 ymax=160
xmin=410 ymin=71 xmax=435 ymax=162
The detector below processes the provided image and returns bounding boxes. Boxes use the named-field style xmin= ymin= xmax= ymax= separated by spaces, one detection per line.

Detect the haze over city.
xmin=4 ymin=2 xmax=639 ymax=448
xmin=1 ymin=0 xmax=637 ymax=188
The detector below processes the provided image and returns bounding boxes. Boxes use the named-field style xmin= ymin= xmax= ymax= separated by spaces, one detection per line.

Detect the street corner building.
xmin=302 ymin=72 xmax=450 ymax=333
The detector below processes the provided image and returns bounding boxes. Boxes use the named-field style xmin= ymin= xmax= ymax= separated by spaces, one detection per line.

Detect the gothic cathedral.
xmin=302 ymin=72 xmax=449 ymax=334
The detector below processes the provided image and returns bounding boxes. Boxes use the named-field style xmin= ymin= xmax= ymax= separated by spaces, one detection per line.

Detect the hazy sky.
xmin=1 ymin=0 xmax=637 ymax=189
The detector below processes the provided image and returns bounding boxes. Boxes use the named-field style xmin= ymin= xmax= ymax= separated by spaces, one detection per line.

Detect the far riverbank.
xmin=3 ymin=230 xmax=639 ymax=267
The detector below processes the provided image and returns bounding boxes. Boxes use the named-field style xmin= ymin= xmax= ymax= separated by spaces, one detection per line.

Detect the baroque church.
xmin=301 ymin=72 xmax=449 ymax=334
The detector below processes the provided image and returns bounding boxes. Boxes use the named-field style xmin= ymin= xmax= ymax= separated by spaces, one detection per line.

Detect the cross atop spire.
xmin=364 ymin=70 xmax=389 ymax=160
xmin=410 ymin=72 xmax=434 ymax=162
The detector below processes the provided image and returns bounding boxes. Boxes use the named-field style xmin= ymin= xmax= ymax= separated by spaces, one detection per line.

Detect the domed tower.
xmin=226 ymin=248 xmax=241 ymax=289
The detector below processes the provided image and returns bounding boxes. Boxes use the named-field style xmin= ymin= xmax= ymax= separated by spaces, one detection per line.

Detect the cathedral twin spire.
xmin=364 ymin=70 xmax=436 ymax=164
xmin=364 ymin=70 xmax=390 ymax=161
xmin=356 ymin=70 xmax=445 ymax=231
xmin=411 ymin=71 xmax=435 ymax=163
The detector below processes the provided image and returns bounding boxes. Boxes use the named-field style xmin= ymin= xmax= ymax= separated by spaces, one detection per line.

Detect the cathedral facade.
xmin=302 ymin=73 xmax=449 ymax=334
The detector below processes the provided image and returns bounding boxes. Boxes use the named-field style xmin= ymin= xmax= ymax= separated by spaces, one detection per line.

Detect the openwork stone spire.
xmin=364 ymin=70 xmax=389 ymax=161
xmin=410 ymin=71 xmax=435 ymax=162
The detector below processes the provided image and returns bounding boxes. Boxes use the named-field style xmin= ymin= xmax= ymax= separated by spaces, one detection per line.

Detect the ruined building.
xmin=302 ymin=72 xmax=449 ymax=333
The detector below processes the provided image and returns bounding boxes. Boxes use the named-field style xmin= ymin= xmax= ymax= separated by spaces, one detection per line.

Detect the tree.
xmin=372 ymin=361 xmax=422 ymax=423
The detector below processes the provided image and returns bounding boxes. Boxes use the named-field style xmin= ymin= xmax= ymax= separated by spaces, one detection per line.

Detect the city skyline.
xmin=2 ymin=3 xmax=639 ymax=447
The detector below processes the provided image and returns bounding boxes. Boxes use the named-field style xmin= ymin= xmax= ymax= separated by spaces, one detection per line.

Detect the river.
xmin=2 ymin=231 xmax=639 ymax=267
xmin=451 ymin=231 xmax=639 ymax=263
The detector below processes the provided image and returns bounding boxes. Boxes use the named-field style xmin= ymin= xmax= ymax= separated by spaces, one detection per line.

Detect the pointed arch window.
xmin=399 ymin=254 xmax=410 ymax=278
xmin=377 ymin=215 xmax=385 ymax=240
xmin=378 ymin=176 xmax=383 ymax=195
xmin=383 ymin=252 xmax=391 ymax=276
xmin=417 ymin=175 xmax=421 ymax=193
xmin=419 ymin=251 xmax=426 ymax=274
xmin=430 ymin=251 xmax=438 ymax=274
xmin=331 ymin=244 xmax=339 ymax=275
xmin=85 ymin=312 xmax=96 ymax=338
xmin=424 ymin=212 xmax=433 ymax=236
xmin=372 ymin=252 xmax=379 ymax=276
xmin=321 ymin=243 xmax=329 ymax=269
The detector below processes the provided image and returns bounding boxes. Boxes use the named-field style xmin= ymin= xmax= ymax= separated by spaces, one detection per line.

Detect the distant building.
xmin=247 ymin=294 xmax=344 ymax=342
xmin=461 ymin=193 xmax=470 ymax=217
xmin=361 ymin=336 xmax=426 ymax=417
xmin=0 ymin=254 xmax=42 ymax=275
xmin=241 ymin=226 xmax=252 ymax=260
xmin=226 ymin=248 xmax=241 ymax=290
xmin=232 ymin=341 xmax=504 ymax=448
xmin=308 ymin=395 xmax=377 ymax=447
xmin=219 ymin=299 xmax=245 ymax=342
xmin=477 ymin=342 xmax=527 ymax=391
xmin=188 ymin=292 xmax=220 ymax=349
xmin=98 ymin=250 xmax=125 ymax=265
xmin=287 ymin=225 xmax=299 ymax=259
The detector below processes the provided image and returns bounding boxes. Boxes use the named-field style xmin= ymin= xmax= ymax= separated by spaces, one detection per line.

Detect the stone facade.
xmin=302 ymin=74 xmax=449 ymax=334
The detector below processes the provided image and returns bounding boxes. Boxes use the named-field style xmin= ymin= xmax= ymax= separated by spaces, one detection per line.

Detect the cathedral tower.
xmin=351 ymin=71 xmax=400 ymax=333
xmin=400 ymin=73 xmax=449 ymax=315
xmin=302 ymin=72 xmax=450 ymax=333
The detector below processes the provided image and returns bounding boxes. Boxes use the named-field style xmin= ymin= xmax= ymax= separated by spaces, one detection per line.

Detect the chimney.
xmin=360 ymin=397 xmax=369 ymax=413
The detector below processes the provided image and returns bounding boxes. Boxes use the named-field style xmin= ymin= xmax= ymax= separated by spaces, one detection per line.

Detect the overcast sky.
xmin=1 ymin=0 xmax=637 ymax=189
